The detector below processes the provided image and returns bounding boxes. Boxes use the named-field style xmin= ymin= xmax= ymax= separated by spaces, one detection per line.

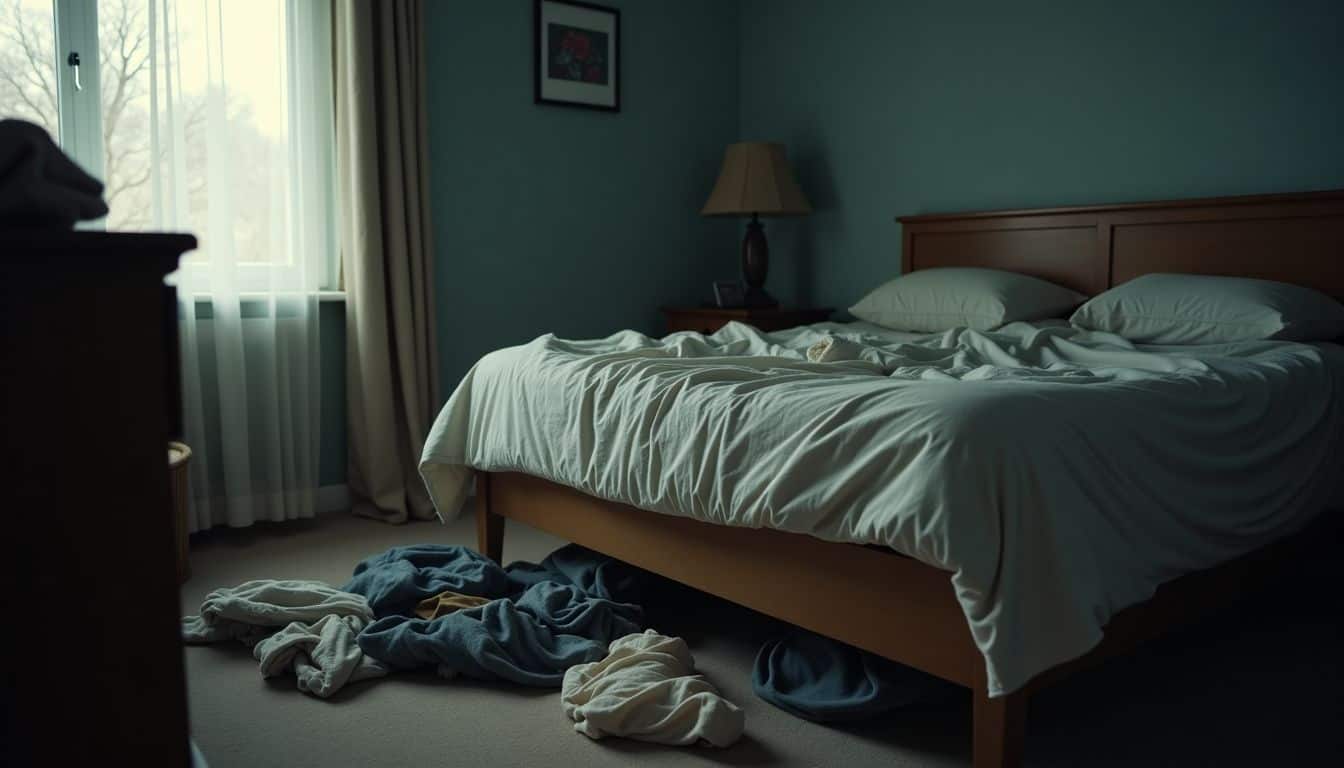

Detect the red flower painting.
xmin=547 ymin=22 xmax=608 ymax=85
xmin=564 ymin=30 xmax=591 ymax=62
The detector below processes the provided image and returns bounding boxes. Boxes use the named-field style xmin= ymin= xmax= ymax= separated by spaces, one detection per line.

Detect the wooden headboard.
xmin=898 ymin=190 xmax=1344 ymax=298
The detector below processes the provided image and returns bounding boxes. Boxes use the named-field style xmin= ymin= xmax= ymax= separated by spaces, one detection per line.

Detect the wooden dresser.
xmin=1 ymin=230 xmax=197 ymax=767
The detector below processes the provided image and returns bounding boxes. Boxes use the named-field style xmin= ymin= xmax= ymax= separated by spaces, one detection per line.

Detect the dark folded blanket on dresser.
xmin=343 ymin=544 xmax=645 ymax=686
xmin=0 ymin=119 xmax=108 ymax=228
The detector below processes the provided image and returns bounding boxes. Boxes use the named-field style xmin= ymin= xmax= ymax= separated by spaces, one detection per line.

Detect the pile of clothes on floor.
xmin=183 ymin=544 xmax=945 ymax=748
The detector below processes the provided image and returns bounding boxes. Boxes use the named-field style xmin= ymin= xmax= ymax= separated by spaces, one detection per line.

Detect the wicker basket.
xmin=168 ymin=442 xmax=192 ymax=583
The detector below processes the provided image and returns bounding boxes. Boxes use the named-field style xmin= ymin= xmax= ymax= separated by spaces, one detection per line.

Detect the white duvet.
xmin=420 ymin=321 xmax=1344 ymax=696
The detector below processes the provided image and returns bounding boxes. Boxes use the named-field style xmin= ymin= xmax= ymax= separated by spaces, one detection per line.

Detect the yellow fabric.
xmin=413 ymin=591 xmax=492 ymax=620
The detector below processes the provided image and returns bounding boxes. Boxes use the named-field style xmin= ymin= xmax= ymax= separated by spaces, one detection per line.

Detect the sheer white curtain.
xmin=146 ymin=0 xmax=335 ymax=531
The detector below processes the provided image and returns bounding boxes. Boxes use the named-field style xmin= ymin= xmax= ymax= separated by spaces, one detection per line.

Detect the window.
xmin=1 ymin=0 xmax=63 ymax=151
xmin=0 ymin=0 xmax=339 ymax=291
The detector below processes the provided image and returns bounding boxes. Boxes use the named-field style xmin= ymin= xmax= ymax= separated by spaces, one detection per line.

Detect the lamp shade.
xmin=701 ymin=142 xmax=812 ymax=217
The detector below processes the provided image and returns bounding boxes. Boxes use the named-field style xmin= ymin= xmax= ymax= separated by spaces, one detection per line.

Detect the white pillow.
xmin=1069 ymin=273 xmax=1344 ymax=344
xmin=849 ymin=267 xmax=1086 ymax=332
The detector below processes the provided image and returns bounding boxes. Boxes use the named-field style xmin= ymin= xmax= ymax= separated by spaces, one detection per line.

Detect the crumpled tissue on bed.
xmin=345 ymin=544 xmax=645 ymax=686
xmin=182 ymin=579 xmax=388 ymax=698
xmin=562 ymin=630 xmax=744 ymax=747
xmin=805 ymin=334 xmax=871 ymax=363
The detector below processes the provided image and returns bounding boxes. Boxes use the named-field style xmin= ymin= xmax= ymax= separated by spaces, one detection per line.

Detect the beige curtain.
xmin=333 ymin=0 xmax=438 ymax=523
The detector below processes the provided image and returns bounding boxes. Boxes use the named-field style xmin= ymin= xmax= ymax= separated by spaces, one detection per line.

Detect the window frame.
xmin=52 ymin=0 xmax=104 ymax=219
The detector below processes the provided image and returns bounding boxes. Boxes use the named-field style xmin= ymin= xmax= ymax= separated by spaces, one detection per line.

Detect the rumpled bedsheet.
xmin=421 ymin=320 xmax=1344 ymax=695
xmin=182 ymin=579 xmax=388 ymax=698
xmin=563 ymin=630 xmax=744 ymax=746
xmin=345 ymin=544 xmax=645 ymax=686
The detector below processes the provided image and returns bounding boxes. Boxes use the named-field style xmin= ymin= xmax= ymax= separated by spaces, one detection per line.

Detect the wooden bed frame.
xmin=474 ymin=189 xmax=1344 ymax=768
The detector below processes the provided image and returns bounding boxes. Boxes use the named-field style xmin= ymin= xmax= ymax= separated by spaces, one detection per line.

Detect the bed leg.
xmin=475 ymin=472 xmax=504 ymax=563
xmin=972 ymin=681 xmax=1026 ymax=768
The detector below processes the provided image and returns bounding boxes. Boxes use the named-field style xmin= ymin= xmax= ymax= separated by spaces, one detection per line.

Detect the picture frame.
xmin=712 ymin=280 xmax=745 ymax=309
xmin=533 ymin=0 xmax=620 ymax=112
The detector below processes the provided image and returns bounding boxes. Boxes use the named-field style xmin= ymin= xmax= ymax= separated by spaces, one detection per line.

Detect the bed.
xmin=422 ymin=189 xmax=1344 ymax=767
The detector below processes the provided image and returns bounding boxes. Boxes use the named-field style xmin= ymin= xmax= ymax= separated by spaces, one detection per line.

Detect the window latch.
xmin=67 ymin=51 xmax=82 ymax=91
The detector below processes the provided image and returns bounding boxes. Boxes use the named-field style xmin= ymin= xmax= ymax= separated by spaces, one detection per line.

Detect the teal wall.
xmin=426 ymin=0 xmax=742 ymax=392
xmin=738 ymin=0 xmax=1344 ymax=310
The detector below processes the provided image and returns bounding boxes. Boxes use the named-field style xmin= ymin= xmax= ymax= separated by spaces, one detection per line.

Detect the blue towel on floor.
xmin=504 ymin=544 xmax=645 ymax=603
xmin=342 ymin=545 xmax=511 ymax=618
xmin=752 ymin=631 xmax=942 ymax=722
xmin=344 ymin=544 xmax=644 ymax=686
xmin=358 ymin=582 xmax=641 ymax=686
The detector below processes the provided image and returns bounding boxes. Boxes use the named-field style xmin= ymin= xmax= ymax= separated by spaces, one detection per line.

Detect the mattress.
xmin=420 ymin=320 xmax=1344 ymax=696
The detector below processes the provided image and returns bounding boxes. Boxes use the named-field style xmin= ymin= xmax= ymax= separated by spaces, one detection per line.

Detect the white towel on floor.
xmin=183 ymin=579 xmax=374 ymax=644
xmin=183 ymin=580 xmax=385 ymax=698
xmin=254 ymin=614 xmax=388 ymax=698
xmin=561 ymin=630 xmax=744 ymax=747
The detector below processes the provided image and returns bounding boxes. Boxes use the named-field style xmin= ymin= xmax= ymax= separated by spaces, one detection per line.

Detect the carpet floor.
xmin=182 ymin=509 xmax=1342 ymax=768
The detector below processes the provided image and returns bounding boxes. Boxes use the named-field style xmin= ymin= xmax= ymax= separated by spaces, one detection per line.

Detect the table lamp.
xmin=701 ymin=141 xmax=812 ymax=308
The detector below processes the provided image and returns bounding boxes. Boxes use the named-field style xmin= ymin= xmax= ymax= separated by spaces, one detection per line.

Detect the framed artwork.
xmin=534 ymin=0 xmax=620 ymax=112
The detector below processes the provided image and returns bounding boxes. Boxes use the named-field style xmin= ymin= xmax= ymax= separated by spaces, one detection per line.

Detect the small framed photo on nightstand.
xmin=712 ymin=280 xmax=745 ymax=308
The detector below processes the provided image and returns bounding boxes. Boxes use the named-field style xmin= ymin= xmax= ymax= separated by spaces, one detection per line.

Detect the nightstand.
xmin=661 ymin=306 xmax=834 ymax=335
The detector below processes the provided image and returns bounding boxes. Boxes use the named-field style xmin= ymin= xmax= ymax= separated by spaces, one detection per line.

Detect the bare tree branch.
xmin=100 ymin=0 xmax=149 ymax=156
xmin=105 ymin=164 xmax=152 ymax=207
xmin=5 ymin=0 xmax=59 ymax=120
xmin=0 ymin=66 xmax=54 ymax=130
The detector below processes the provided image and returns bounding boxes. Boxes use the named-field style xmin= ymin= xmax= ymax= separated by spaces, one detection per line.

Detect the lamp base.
xmin=742 ymin=214 xmax=777 ymax=308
